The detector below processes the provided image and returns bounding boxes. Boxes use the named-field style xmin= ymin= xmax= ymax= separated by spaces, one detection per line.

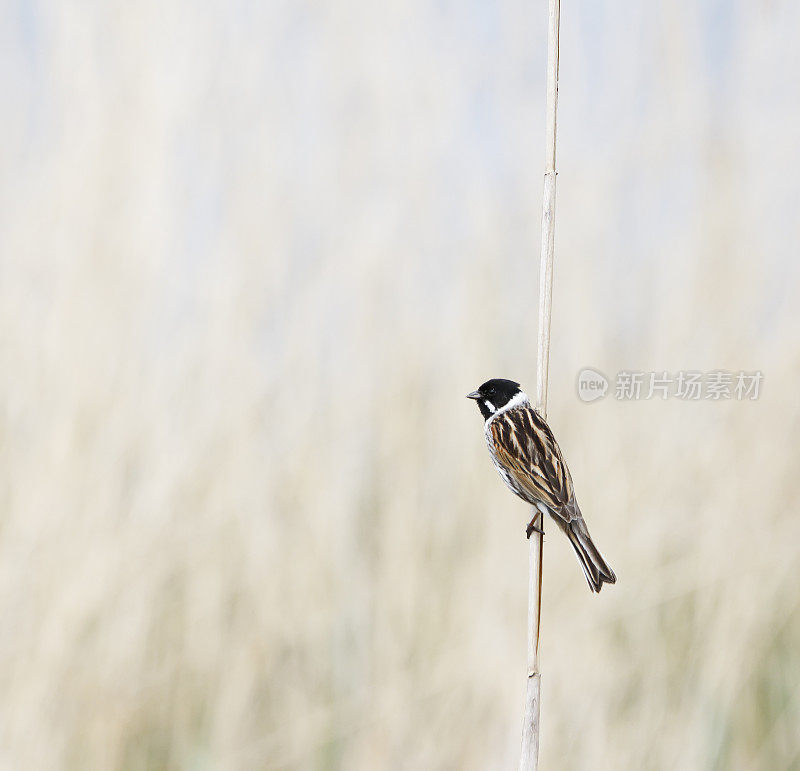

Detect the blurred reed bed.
xmin=1 ymin=0 xmax=799 ymax=769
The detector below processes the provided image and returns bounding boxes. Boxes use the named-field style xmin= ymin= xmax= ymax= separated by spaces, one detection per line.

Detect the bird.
xmin=467 ymin=378 xmax=616 ymax=593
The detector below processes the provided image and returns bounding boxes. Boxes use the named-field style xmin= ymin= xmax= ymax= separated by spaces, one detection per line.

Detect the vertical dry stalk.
xmin=519 ymin=0 xmax=560 ymax=769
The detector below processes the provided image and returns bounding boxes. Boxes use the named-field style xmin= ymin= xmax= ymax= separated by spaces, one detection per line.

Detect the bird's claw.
xmin=526 ymin=518 xmax=544 ymax=539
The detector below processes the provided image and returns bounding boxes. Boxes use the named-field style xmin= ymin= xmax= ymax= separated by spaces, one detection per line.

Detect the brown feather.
xmin=481 ymin=397 xmax=616 ymax=592
xmin=488 ymin=404 xmax=576 ymax=524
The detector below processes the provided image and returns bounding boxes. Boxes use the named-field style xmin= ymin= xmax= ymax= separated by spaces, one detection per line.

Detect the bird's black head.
xmin=466 ymin=378 xmax=523 ymax=420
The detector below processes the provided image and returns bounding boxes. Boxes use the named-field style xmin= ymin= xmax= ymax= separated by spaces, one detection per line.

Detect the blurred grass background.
xmin=2 ymin=0 xmax=800 ymax=769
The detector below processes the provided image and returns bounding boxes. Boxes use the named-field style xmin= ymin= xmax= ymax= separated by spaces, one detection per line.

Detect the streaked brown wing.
xmin=489 ymin=405 xmax=578 ymax=523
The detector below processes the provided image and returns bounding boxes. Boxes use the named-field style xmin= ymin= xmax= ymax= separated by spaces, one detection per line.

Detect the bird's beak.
xmin=466 ymin=391 xmax=481 ymax=400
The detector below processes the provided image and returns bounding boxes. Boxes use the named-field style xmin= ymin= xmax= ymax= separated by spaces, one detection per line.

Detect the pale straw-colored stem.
xmin=519 ymin=0 xmax=560 ymax=769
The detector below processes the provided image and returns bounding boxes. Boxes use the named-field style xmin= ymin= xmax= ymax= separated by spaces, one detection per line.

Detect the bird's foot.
xmin=526 ymin=517 xmax=544 ymax=539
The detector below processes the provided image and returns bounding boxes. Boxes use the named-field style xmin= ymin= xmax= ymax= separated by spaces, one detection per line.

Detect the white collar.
xmin=485 ymin=390 xmax=530 ymax=428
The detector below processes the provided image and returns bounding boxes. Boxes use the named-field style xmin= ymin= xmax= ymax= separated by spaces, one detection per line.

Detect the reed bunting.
xmin=468 ymin=378 xmax=616 ymax=592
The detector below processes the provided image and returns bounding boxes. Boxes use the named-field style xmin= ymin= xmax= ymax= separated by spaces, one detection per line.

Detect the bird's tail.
xmin=564 ymin=516 xmax=616 ymax=593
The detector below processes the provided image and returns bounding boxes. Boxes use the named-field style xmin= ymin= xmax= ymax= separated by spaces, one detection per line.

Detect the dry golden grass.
xmin=1 ymin=1 xmax=799 ymax=769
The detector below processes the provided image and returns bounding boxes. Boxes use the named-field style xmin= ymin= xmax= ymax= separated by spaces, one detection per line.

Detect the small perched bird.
xmin=468 ymin=378 xmax=616 ymax=593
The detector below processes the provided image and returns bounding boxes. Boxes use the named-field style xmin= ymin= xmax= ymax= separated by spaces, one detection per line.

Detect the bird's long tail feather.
xmin=564 ymin=517 xmax=616 ymax=593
